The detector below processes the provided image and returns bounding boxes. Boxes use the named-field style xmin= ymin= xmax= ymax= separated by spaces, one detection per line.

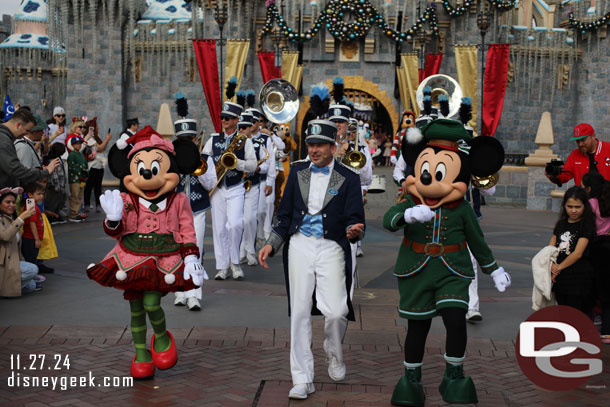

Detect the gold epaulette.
xmin=290 ymin=159 xmax=310 ymax=167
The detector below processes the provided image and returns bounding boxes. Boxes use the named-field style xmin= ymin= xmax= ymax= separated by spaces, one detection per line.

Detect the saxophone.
xmin=244 ymin=146 xmax=270 ymax=192
xmin=208 ymin=133 xmax=247 ymax=196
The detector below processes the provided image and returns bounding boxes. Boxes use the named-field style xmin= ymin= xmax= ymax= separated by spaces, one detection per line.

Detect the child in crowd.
xmin=582 ymin=172 xmax=610 ymax=344
xmin=20 ymin=182 xmax=45 ymax=267
xmin=383 ymin=139 xmax=392 ymax=166
xmin=67 ymin=135 xmax=88 ymax=222
xmin=45 ymin=142 xmax=68 ymax=224
xmin=36 ymin=177 xmax=58 ymax=273
xmin=549 ymin=186 xmax=596 ymax=317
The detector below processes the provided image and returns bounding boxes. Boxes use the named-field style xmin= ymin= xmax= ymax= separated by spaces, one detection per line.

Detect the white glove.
xmin=479 ymin=185 xmax=496 ymax=197
xmin=100 ymin=189 xmax=123 ymax=221
xmin=404 ymin=204 xmax=435 ymax=224
xmin=183 ymin=255 xmax=204 ymax=287
xmin=390 ymin=155 xmax=397 ymax=165
xmin=490 ymin=267 xmax=511 ymax=292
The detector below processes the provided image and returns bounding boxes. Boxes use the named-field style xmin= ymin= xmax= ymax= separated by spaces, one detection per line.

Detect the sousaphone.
xmin=416 ymin=74 xmax=463 ymax=119
xmin=259 ymin=78 xmax=300 ymax=124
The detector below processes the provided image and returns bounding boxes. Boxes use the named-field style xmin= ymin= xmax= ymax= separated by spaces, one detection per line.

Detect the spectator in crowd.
xmin=66 ymin=133 xmax=88 ymax=223
xmin=0 ymin=109 xmax=60 ymax=188
xmin=20 ymin=182 xmax=45 ymax=268
xmin=549 ymin=186 xmax=596 ymax=316
xmin=15 ymin=114 xmax=47 ymax=169
xmin=546 ymin=123 xmax=610 ymax=186
xmin=0 ymin=186 xmax=41 ymax=296
xmin=83 ymin=120 xmax=111 ymax=213
xmin=44 ymin=143 xmax=68 ymax=224
xmin=48 ymin=107 xmax=68 ymax=145
xmin=581 ymin=172 xmax=610 ymax=344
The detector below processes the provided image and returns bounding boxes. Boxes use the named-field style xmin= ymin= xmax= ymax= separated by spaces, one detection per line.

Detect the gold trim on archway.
xmin=296 ymin=76 xmax=399 ymax=138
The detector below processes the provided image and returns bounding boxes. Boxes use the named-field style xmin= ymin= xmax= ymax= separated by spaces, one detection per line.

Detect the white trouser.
xmin=257 ymin=181 xmax=275 ymax=241
xmin=175 ymin=210 xmax=207 ymax=301
xmin=288 ymin=232 xmax=348 ymax=385
xmin=240 ymin=183 xmax=260 ymax=257
xmin=468 ymin=248 xmax=480 ymax=311
xmin=210 ymin=184 xmax=245 ymax=270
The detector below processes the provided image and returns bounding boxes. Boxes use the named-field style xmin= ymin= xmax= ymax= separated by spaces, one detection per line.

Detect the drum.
xmin=368 ymin=174 xmax=386 ymax=194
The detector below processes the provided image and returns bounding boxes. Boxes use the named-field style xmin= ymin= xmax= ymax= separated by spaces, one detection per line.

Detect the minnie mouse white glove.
xmin=183 ymin=255 xmax=204 ymax=287
xmin=490 ymin=267 xmax=511 ymax=292
xmin=390 ymin=155 xmax=397 ymax=165
xmin=404 ymin=204 xmax=435 ymax=224
xmin=100 ymin=190 xmax=123 ymax=221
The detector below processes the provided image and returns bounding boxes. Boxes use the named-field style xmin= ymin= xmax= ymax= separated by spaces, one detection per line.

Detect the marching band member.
xmin=202 ymin=83 xmax=257 ymax=281
xmin=259 ymin=118 xmax=365 ymax=400
xmin=173 ymin=93 xmax=216 ymax=311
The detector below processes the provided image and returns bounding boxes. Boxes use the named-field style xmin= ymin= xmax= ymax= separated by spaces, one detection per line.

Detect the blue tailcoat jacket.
xmin=266 ymin=159 xmax=366 ymax=321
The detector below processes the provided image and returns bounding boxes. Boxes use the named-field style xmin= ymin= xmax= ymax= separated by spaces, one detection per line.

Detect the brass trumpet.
xmin=341 ymin=120 xmax=366 ymax=171
xmin=244 ymin=146 xmax=271 ymax=192
xmin=471 ymin=173 xmax=500 ymax=189
xmin=192 ymin=130 xmax=208 ymax=176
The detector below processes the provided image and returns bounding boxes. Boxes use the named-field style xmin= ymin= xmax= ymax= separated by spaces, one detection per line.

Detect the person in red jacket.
xmin=546 ymin=123 xmax=610 ymax=186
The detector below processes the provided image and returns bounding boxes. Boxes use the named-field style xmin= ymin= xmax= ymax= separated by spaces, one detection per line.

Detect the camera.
xmin=545 ymin=159 xmax=565 ymax=186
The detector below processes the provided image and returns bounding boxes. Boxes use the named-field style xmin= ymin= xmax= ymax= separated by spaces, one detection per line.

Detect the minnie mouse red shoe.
xmin=150 ymin=330 xmax=178 ymax=370
xmin=130 ymin=355 xmax=155 ymax=380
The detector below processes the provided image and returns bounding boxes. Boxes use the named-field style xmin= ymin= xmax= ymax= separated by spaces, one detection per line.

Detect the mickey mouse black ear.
xmin=470 ymin=136 xmax=505 ymax=176
xmin=107 ymin=144 xmax=131 ymax=179
xmin=172 ymin=138 xmax=201 ymax=175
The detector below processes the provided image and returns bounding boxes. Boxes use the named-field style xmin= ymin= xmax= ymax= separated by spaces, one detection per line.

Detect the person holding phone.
xmin=83 ymin=119 xmax=112 ymax=213
xmin=48 ymin=107 xmax=67 ymax=145
xmin=20 ymin=182 xmax=45 ymax=268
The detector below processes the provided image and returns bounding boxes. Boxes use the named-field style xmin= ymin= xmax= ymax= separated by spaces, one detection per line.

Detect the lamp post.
xmin=477 ymin=11 xmax=491 ymax=136
xmin=214 ymin=2 xmax=228 ymax=98
xmin=272 ymin=28 xmax=283 ymax=76
xmin=417 ymin=29 xmax=427 ymax=75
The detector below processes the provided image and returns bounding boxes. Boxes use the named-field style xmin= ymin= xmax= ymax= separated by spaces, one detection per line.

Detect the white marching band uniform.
xmin=258 ymin=132 xmax=285 ymax=242
xmin=203 ymin=131 xmax=257 ymax=272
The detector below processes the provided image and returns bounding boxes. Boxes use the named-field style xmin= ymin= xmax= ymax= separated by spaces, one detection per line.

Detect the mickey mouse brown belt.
xmin=402 ymin=239 xmax=467 ymax=257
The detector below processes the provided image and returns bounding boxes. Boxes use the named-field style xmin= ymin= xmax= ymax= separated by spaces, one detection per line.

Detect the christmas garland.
xmin=441 ymin=0 xmax=473 ymax=17
xmin=568 ymin=11 xmax=610 ymax=35
xmin=487 ymin=0 xmax=517 ymax=11
xmin=263 ymin=0 xmax=438 ymax=43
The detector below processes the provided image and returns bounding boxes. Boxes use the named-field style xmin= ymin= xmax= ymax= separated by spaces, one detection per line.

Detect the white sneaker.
xmin=174 ymin=294 xmax=187 ymax=306
xmin=246 ymin=253 xmax=258 ymax=266
xmin=327 ymin=353 xmax=346 ymax=381
xmin=466 ymin=309 xmax=483 ymax=322
xmin=288 ymin=383 xmax=315 ymax=399
xmin=239 ymin=256 xmax=248 ymax=264
xmin=186 ymin=297 xmax=201 ymax=311
xmin=356 ymin=246 xmax=364 ymax=257
xmin=230 ymin=263 xmax=244 ymax=279
xmin=214 ymin=269 xmax=229 ymax=280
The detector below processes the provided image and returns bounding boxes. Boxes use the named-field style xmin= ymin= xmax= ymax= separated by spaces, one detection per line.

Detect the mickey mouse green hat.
xmin=421 ymin=119 xmax=472 ymax=144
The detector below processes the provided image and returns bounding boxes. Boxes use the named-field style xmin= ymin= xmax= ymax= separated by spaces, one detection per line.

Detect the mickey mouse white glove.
xmin=390 ymin=155 xmax=397 ymax=165
xmin=100 ymin=190 xmax=123 ymax=221
xmin=183 ymin=255 xmax=204 ymax=287
xmin=490 ymin=267 xmax=511 ymax=292
xmin=404 ymin=204 xmax=435 ymax=224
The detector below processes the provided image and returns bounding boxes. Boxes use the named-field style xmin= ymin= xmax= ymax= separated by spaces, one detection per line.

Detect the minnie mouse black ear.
xmin=172 ymin=138 xmax=200 ymax=175
xmin=470 ymin=136 xmax=505 ymax=176
xmin=107 ymin=144 xmax=131 ymax=179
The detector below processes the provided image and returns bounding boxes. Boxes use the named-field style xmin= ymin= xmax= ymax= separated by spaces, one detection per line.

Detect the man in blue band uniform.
xmin=259 ymin=119 xmax=365 ymax=400
xmin=174 ymin=116 xmax=217 ymax=310
xmin=202 ymin=102 xmax=257 ymax=280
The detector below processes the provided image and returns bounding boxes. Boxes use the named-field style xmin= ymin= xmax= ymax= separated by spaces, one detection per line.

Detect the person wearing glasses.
xmin=546 ymin=123 xmax=610 ymax=186
xmin=48 ymin=107 xmax=67 ymax=146
xmin=202 ymin=102 xmax=257 ymax=280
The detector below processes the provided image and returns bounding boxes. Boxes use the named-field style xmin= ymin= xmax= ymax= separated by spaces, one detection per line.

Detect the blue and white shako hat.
xmin=246 ymin=108 xmax=262 ymax=121
xmin=328 ymin=104 xmax=351 ymax=123
xmin=305 ymin=119 xmax=337 ymax=144
xmin=238 ymin=112 xmax=254 ymax=129
xmin=174 ymin=119 xmax=197 ymax=137
xmin=222 ymin=101 xmax=243 ymax=118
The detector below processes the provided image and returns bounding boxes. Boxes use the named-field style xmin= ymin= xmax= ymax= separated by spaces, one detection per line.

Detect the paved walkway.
xmin=1 ymin=167 xmax=609 ymax=406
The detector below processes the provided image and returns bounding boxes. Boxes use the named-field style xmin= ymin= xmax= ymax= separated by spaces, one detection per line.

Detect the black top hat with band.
xmin=306 ymin=119 xmax=337 ymax=144
xmin=328 ymin=104 xmax=351 ymax=122
xmin=174 ymin=92 xmax=197 ymax=138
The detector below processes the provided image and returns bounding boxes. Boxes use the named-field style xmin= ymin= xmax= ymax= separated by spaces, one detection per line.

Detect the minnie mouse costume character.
xmin=383 ymin=119 xmax=511 ymax=406
xmin=87 ymin=125 xmax=204 ymax=379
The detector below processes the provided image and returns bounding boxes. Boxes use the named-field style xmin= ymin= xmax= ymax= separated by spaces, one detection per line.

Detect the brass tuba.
xmin=415 ymin=74 xmax=463 ymax=119
xmin=259 ymin=78 xmax=300 ymax=124
xmin=341 ymin=119 xmax=367 ymax=170
xmin=208 ymin=133 xmax=247 ymax=196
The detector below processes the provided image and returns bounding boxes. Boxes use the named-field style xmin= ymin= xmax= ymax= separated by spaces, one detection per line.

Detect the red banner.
xmin=192 ymin=39 xmax=221 ymax=133
xmin=423 ymin=53 xmax=443 ymax=79
xmin=482 ymin=44 xmax=510 ymax=137
xmin=257 ymin=51 xmax=280 ymax=83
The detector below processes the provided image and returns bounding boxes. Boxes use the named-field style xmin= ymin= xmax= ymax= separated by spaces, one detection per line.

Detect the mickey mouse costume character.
xmin=86 ymin=125 xmax=204 ymax=379
xmin=383 ymin=119 xmax=511 ymax=406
